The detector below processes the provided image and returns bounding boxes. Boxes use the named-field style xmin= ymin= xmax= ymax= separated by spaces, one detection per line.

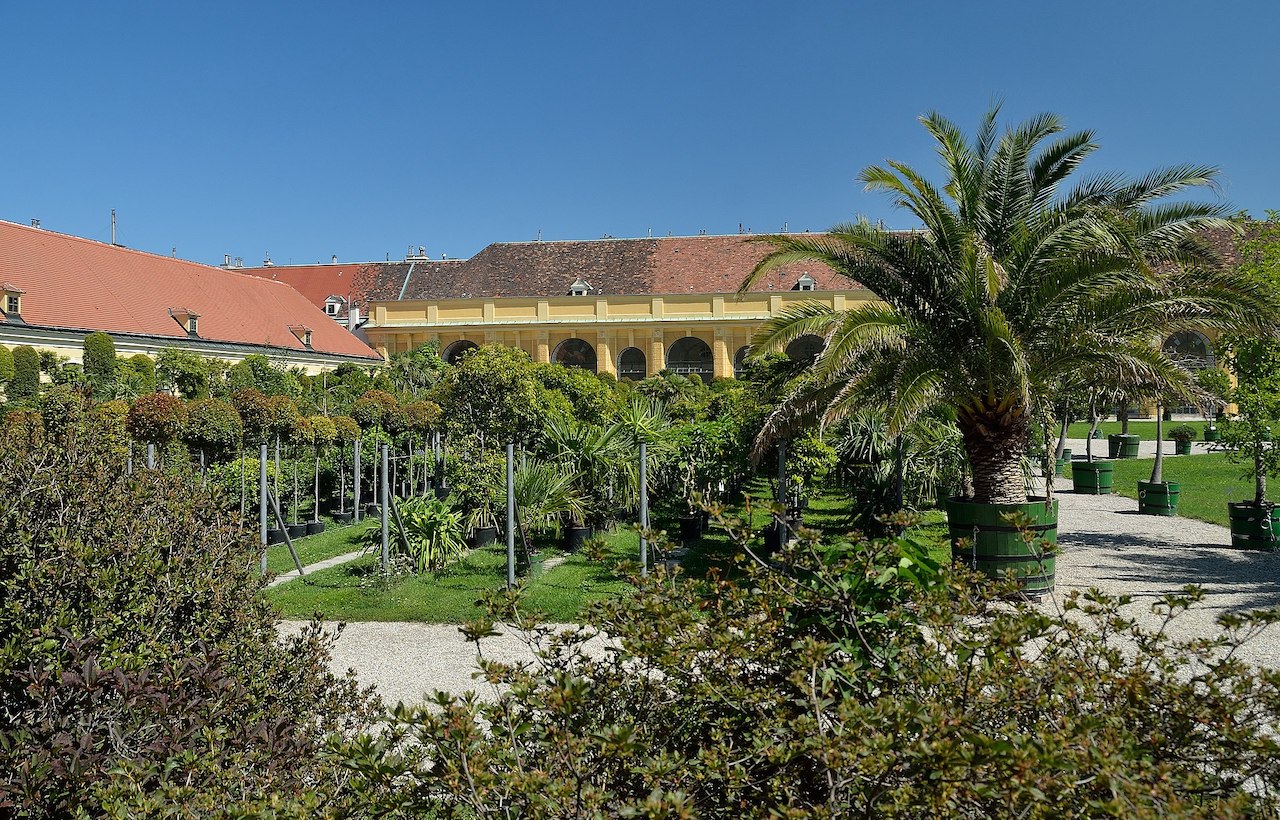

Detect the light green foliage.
xmin=1195 ymin=367 xmax=1232 ymax=416
xmin=543 ymin=417 xmax=638 ymax=526
xmin=388 ymin=341 xmax=447 ymax=396
xmin=445 ymin=435 xmax=506 ymax=531
xmin=533 ymin=362 xmax=622 ymax=426
xmin=81 ymin=332 xmax=116 ymax=399
xmin=0 ymin=345 xmax=14 ymax=385
xmin=512 ymin=455 xmax=585 ymax=537
xmin=364 ymin=495 xmax=468 ymax=573
xmin=115 ymin=353 xmax=157 ymax=398
xmin=308 ymin=414 xmax=337 ymax=446
xmin=265 ymin=394 xmax=301 ymax=442
xmin=433 ymin=344 xmax=573 ymax=446
xmin=155 ymin=349 xmax=214 ymax=398
xmin=330 ymin=414 xmax=360 ymax=444
xmin=225 ymin=353 xmax=299 ymax=397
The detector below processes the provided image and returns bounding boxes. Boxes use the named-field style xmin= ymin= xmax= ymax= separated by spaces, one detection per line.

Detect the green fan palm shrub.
xmin=743 ymin=107 xmax=1278 ymax=506
xmin=544 ymin=418 xmax=638 ymax=528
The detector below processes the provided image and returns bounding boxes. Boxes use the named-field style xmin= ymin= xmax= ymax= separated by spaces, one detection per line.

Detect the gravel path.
xmin=282 ymin=475 xmax=1280 ymax=704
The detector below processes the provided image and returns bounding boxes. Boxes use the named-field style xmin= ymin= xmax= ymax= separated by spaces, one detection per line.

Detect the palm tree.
xmin=743 ymin=106 xmax=1277 ymax=505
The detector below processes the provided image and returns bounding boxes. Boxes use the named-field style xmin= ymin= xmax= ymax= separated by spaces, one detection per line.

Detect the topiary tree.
xmin=184 ymin=398 xmax=243 ymax=468
xmin=126 ymin=393 xmax=188 ymax=449
xmin=82 ymin=332 xmax=117 ymax=399
xmin=434 ymin=345 xmax=574 ymax=447
xmin=351 ymin=389 xmax=400 ymax=433
xmin=330 ymin=415 xmax=361 ymax=516
xmin=0 ymin=345 xmax=14 ymax=387
xmin=8 ymin=345 xmax=40 ymax=403
xmin=116 ymin=353 xmax=157 ymax=398
xmin=307 ymin=415 xmax=337 ymax=524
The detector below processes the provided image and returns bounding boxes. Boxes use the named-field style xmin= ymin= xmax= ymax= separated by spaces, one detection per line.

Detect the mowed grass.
xmin=265 ymin=528 xmax=637 ymax=623
xmin=1065 ymin=420 xmax=1216 ymax=440
xmin=264 ymin=483 xmax=953 ymax=623
xmin=1066 ymin=453 xmax=1256 ymax=527
xmin=264 ymin=519 xmax=377 ymax=574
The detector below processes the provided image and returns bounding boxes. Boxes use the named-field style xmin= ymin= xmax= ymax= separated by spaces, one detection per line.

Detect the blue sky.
xmin=2 ymin=1 xmax=1276 ymax=266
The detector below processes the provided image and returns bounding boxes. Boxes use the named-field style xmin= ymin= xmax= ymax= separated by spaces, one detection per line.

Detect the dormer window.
xmin=1 ymin=283 xmax=23 ymax=316
xmin=794 ymin=273 xmax=817 ymax=292
xmin=288 ymin=324 xmax=314 ymax=349
xmin=168 ymin=307 xmax=201 ymax=337
xmin=568 ymin=278 xmax=592 ymax=296
xmin=324 ymin=295 xmax=346 ymax=317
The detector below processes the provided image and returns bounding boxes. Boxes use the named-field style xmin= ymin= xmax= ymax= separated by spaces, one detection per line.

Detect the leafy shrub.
xmin=333 ymin=522 xmax=1280 ymax=817
xmin=363 ymin=494 xmax=468 ymax=573
xmin=331 ymin=414 xmax=361 ymax=445
xmin=433 ymin=345 xmax=573 ymax=446
xmin=0 ymin=403 xmax=378 ymax=815
xmin=231 ymin=387 xmax=273 ymax=446
xmin=351 ymin=389 xmax=399 ymax=432
xmin=1168 ymin=423 xmax=1198 ymax=443
xmin=265 ymin=394 xmax=301 ymax=443
xmin=184 ymin=397 xmax=244 ymax=462
xmin=126 ymin=392 xmax=188 ymax=446
xmin=155 ymin=349 xmax=213 ymax=399
xmin=0 ymin=345 xmax=13 ymax=385
xmin=8 ymin=344 xmax=39 ymax=402
xmin=400 ymin=399 xmax=441 ymax=438
xmin=82 ymin=331 xmax=116 ymax=398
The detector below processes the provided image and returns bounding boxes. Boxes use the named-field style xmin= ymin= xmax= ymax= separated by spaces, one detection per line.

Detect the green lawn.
xmin=264 ymin=485 xmax=952 ymax=623
xmin=264 ymin=519 xmax=377 ymax=574
xmin=1065 ymin=419 xmax=1216 ymax=440
xmin=1066 ymin=453 xmax=1256 ymax=527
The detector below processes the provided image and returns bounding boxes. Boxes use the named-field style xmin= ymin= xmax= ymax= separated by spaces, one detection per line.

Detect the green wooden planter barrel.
xmin=1174 ymin=439 xmax=1192 ymax=455
xmin=1108 ymin=434 xmax=1140 ymax=459
xmin=1204 ymin=427 xmax=1219 ymax=443
xmin=946 ymin=496 xmax=1057 ymax=596
xmin=1071 ymin=460 xmax=1114 ymax=494
xmin=1137 ymin=480 xmax=1180 ymax=516
xmin=1227 ymin=502 xmax=1280 ymax=551
xmin=1054 ymin=448 xmax=1073 ymax=476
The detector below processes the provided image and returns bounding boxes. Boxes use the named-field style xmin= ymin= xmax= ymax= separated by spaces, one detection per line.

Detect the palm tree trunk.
xmin=1150 ymin=404 xmax=1165 ymax=484
xmin=1256 ymin=440 xmax=1266 ymax=507
xmin=1054 ymin=409 xmax=1069 ymax=460
xmin=957 ymin=396 xmax=1029 ymax=505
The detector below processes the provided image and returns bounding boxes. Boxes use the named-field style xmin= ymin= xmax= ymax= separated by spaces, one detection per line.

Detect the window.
xmin=187 ymin=316 xmax=199 ymax=335
xmin=794 ymin=273 xmax=817 ymax=292
xmin=569 ymin=278 xmax=592 ymax=296
xmin=5 ymin=295 xmax=18 ymax=314
xmin=325 ymin=302 xmax=337 ymax=315
xmin=618 ymin=347 xmax=646 ymax=380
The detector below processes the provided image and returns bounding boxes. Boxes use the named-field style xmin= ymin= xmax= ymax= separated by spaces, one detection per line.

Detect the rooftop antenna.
xmin=537 ymin=228 xmax=542 ymax=242
xmin=111 ymin=209 xmax=117 ymax=244
xmin=647 ymin=227 xmax=652 ymax=237
xmin=783 ymin=221 xmax=788 ymax=232
xmin=171 ymin=247 xmax=176 ymax=257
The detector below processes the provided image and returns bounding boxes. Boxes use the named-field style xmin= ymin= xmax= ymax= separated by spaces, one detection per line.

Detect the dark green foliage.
xmin=389 ymin=341 xmax=448 ymax=397
xmin=399 ymin=399 xmax=440 ymax=437
xmin=0 ymin=345 xmax=13 ymax=385
xmin=533 ymin=362 xmax=622 ymax=426
xmin=265 ymin=394 xmax=301 ymax=442
xmin=231 ymin=387 xmax=273 ymax=445
xmin=445 ymin=434 xmax=506 ymax=530
xmin=333 ymin=524 xmax=1280 ymax=816
xmin=0 ymin=402 xmax=377 ymax=815
xmin=9 ymin=345 xmax=39 ymax=402
xmin=183 ymin=398 xmax=243 ymax=462
xmin=81 ymin=332 xmax=116 ymax=398
xmin=115 ymin=353 xmax=157 ymax=397
xmin=363 ymin=495 xmax=468 ymax=573
xmin=126 ymin=392 xmax=188 ymax=446
xmin=1168 ymin=423 xmax=1199 ymax=443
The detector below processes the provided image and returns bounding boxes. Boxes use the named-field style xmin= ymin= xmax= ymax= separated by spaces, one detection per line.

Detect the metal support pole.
xmin=126 ymin=452 xmax=132 ymax=475
xmin=639 ymin=442 xmax=649 ymax=576
xmin=353 ymin=439 xmax=362 ymax=523
xmin=146 ymin=443 xmax=155 ymax=470
xmin=259 ymin=444 xmax=268 ymax=575
xmin=506 ymin=443 xmax=516 ymax=589
xmin=381 ymin=444 xmax=389 ymax=575
xmin=776 ymin=440 xmax=788 ymax=543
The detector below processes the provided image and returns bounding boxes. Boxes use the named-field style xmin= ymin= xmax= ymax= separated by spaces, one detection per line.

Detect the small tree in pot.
xmin=126 ymin=393 xmax=188 ymax=470
xmin=330 ymin=415 xmax=361 ymax=521
xmin=183 ymin=398 xmax=243 ymax=486
xmin=307 ymin=414 xmax=337 ymax=533
xmin=1168 ymin=423 xmax=1198 ymax=456
xmin=1216 ymin=336 xmax=1280 ymax=549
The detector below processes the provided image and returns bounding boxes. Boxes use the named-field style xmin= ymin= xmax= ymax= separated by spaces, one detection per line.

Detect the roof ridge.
xmin=0 ymin=219 xmax=223 ymax=270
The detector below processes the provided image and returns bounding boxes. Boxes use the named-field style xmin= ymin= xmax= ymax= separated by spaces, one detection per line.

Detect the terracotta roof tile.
xmin=0 ymin=221 xmax=380 ymax=360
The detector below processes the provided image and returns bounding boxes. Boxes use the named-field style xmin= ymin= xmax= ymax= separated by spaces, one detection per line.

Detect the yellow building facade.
xmin=363 ymin=288 xmax=878 ymax=378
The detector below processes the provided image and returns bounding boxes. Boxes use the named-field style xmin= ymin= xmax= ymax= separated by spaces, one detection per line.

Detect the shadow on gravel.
xmin=1056 ymin=531 xmax=1280 ymax=614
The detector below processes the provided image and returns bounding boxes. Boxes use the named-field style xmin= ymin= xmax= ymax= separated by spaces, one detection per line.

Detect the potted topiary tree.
xmin=330 ymin=415 xmax=361 ymax=523
xmin=183 ymin=398 xmax=243 ymax=486
xmin=125 ymin=393 xmax=188 ymax=471
xmin=307 ymin=414 xmax=336 ymax=535
xmin=1216 ymin=336 xmax=1280 ymax=550
xmin=1168 ymin=424 xmax=1197 ymax=456
xmin=1138 ymin=403 xmax=1180 ymax=516
xmin=1196 ymin=367 xmax=1232 ymax=442
xmin=1073 ymin=389 xmax=1115 ymax=495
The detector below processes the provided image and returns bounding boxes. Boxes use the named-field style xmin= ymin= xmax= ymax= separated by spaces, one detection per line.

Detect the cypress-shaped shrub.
xmin=0 ymin=345 xmax=14 ymax=385
xmin=82 ymin=332 xmax=116 ymax=398
xmin=8 ymin=345 xmax=40 ymax=402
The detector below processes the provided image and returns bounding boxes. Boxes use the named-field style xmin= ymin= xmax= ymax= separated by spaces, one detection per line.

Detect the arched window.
xmin=667 ymin=337 xmax=713 ymax=381
xmin=618 ymin=347 xmax=646 ymax=381
xmin=733 ymin=346 xmax=751 ymax=379
xmin=442 ymin=340 xmax=478 ymax=365
xmin=785 ymin=334 xmax=824 ymax=367
xmin=552 ymin=338 xmax=597 ymax=372
xmin=1162 ymin=331 xmax=1214 ymax=370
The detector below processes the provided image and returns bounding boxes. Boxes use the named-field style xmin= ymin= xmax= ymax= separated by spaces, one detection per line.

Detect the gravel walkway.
xmin=282 ymin=475 xmax=1280 ymax=704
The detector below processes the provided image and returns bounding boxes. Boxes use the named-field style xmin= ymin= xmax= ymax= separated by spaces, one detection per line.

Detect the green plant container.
xmin=1174 ymin=439 xmax=1192 ymax=456
xmin=1204 ymin=427 xmax=1219 ymax=442
xmin=1137 ymin=480 xmax=1180 ymax=516
xmin=1108 ymin=434 xmax=1140 ymax=459
xmin=1071 ymin=460 xmax=1114 ymax=494
xmin=1227 ymin=502 xmax=1280 ymax=551
xmin=946 ymin=496 xmax=1057 ymax=596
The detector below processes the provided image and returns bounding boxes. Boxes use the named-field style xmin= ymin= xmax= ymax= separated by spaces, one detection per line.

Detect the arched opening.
xmin=618 ymin=347 xmax=646 ymax=381
xmin=667 ymin=337 xmax=713 ymax=381
xmin=442 ymin=340 xmax=478 ymax=365
xmin=733 ymin=346 xmax=751 ymax=379
xmin=552 ymin=338 xmax=597 ymax=372
xmin=785 ymin=334 xmax=824 ymax=367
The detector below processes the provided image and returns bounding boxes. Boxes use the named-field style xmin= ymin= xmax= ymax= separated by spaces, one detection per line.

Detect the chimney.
xmin=331 ymin=254 xmax=338 ymax=264
xmin=223 ymin=254 xmax=232 ymax=266
xmin=30 ymin=219 xmax=40 ymax=228
xmin=263 ymin=253 xmax=273 ymax=267
xmin=347 ymin=306 xmax=361 ymax=330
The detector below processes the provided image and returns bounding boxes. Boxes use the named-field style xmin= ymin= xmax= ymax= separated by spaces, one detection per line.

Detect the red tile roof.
xmin=239 ymin=234 xmax=855 ymax=306
xmin=0 ymin=221 xmax=380 ymax=360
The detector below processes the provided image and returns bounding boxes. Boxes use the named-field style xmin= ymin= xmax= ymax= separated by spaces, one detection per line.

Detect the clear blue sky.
xmin=2 ymin=1 xmax=1276 ymax=266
